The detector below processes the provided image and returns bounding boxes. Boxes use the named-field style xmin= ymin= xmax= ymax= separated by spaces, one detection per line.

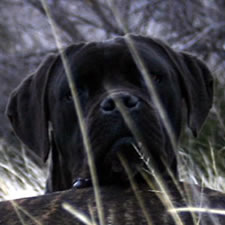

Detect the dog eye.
xmin=64 ymin=87 xmax=88 ymax=102
xmin=152 ymin=74 xmax=162 ymax=83
xmin=65 ymin=93 xmax=73 ymax=102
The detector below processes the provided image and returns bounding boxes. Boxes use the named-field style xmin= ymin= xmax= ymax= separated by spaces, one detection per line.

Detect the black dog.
xmin=6 ymin=34 xmax=213 ymax=193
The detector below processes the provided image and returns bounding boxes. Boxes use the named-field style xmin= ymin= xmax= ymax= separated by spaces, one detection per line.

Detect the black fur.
xmin=6 ymin=34 xmax=213 ymax=192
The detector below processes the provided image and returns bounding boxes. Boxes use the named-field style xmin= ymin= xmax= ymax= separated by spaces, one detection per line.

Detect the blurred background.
xmin=0 ymin=0 xmax=225 ymax=200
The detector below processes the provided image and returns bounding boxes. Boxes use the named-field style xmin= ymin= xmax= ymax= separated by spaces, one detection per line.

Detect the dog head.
xmin=6 ymin=34 xmax=213 ymax=192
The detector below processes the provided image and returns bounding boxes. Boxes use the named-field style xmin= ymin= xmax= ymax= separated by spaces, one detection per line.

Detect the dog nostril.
xmin=101 ymin=97 xmax=115 ymax=112
xmin=124 ymin=95 xmax=139 ymax=109
xmin=101 ymin=94 xmax=140 ymax=113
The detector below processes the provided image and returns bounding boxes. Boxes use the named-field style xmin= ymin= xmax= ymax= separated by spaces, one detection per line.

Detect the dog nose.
xmin=100 ymin=92 xmax=140 ymax=113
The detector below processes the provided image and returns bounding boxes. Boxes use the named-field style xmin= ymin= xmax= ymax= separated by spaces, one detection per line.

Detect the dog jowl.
xmin=6 ymin=34 xmax=213 ymax=192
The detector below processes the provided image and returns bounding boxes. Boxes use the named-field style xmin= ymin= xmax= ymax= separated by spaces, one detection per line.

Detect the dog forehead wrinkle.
xmin=121 ymin=38 xmax=175 ymax=77
xmin=138 ymin=50 xmax=173 ymax=77
xmin=67 ymin=40 xmax=173 ymax=85
xmin=72 ymin=40 xmax=130 ymax=67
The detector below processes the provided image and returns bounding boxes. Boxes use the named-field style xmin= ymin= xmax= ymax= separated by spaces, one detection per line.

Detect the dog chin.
xmin=103 ymin=136 xmax=143 ymax=173
xmin=73 ymin=137 xmax=144 ymax=188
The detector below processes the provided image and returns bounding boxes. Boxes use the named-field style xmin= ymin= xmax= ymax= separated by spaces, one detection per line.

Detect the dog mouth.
xmin=73 ymin=137 xmax=145 ymax=188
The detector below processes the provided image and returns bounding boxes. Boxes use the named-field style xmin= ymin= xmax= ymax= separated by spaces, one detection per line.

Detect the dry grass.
xmin=0 ymin=1 xmax=225 ymax=224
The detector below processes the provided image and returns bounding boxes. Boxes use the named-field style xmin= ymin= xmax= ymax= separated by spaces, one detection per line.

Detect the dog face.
xmin=7 ymin=35 xmax=213 ymax=192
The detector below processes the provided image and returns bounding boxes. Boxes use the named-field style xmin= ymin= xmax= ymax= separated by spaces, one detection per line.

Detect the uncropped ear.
xmin=6 ymin=54 xmax=57 ymax=162
xmin=178 ymin=53 xmax=213 ymax=136
xmin=6 ymin=43 xmax=86 ymax=162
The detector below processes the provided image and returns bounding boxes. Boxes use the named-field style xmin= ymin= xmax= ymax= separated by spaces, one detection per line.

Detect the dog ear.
xmin=178 ymin=53 xmax=213 ymax=136
xmin=6 ymin=54 xmax=57 ymax=162
xmin=6 ymin=43 xmax=85 ymax=163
